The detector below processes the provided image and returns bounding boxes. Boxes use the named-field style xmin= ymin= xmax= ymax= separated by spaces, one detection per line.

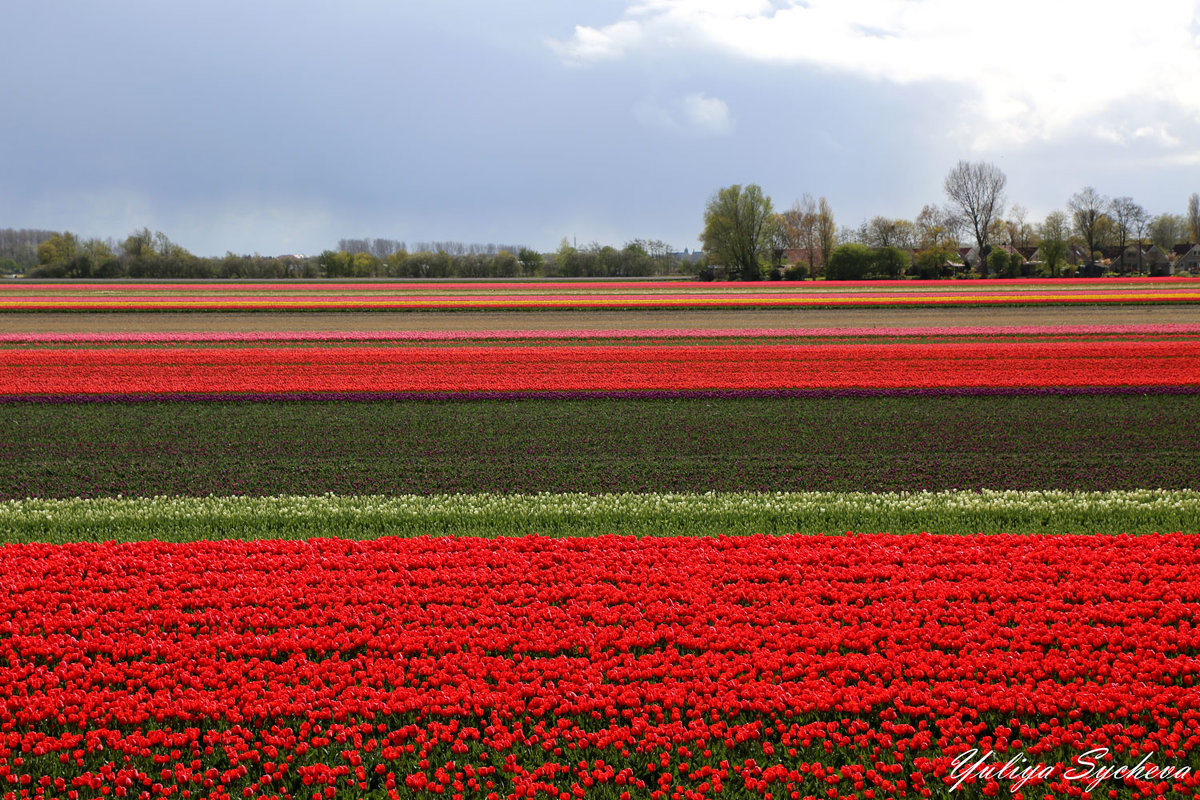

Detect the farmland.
xmin=2 ymin=278 xmax=1200 ymax=800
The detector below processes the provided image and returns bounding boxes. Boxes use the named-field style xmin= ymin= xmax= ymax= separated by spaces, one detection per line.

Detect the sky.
xmin=3 ymin=0 xmax=1199 ymax=257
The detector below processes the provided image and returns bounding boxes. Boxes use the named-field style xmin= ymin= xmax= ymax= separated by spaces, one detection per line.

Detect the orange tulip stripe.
xmin=3 ymin=277 xmax=1199 ymax=310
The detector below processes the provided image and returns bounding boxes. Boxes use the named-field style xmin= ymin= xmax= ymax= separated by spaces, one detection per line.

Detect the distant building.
xmin=670 ymin=249 xmax=705 ymax=264
xmin=783 ymin=247 xmax=825 ymax=269
xmin=1175 ymin=244 xmax=1200 ymax=273
xmin=1109 ymin=246 xmax=1146 ymax=272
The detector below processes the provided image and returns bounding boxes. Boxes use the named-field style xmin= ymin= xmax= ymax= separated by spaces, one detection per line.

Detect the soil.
xmin=3 ymin=305 xmax=1199 ymax=333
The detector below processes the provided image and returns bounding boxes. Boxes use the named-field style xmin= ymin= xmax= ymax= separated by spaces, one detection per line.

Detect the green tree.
xmin=351 ymin=251 xmax=381 ymax=277
xmin=121 ymin=228 xmax=155 ymax=258
xmin=871 ymin=246 xmax=910 ymax=278
xmin=554 ymin=239 xmax=580 ymax=277
xmin=1010 ymin=251 xmax=1025 ymax=277
xmin=1038 ymin=211 xmax=1069 ymax=277
xmin=492 ymin=250 xmax=520 ymax=278
xmin=36 ymin=232 xmax=78 ymax=265
xmin=987 ymin=247 xmax=1012 ymax=278
xmin=316 ymin=250 xmax=353 ymax=277
xmin=825 ymin=243 xmax=873 ymax=280
xmin=385 ymin=249 xmax=409 ymax=276
xmin=912 ymin=246 xmax=952 ymax=279
xmin=1148 ymin=213 xmax=1185 ymax=251
xmin=701 ymin=184 xmax=774 ymax=281
xmin=517 ymin=247 xmax=543 ymax=276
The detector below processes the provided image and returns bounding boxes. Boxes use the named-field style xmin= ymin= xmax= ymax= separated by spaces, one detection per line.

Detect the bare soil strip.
xmin=3 ymin=305 xmax=1198 ymax=334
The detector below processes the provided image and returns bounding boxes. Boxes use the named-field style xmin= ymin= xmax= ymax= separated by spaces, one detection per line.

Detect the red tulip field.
xmin=2 ymin=281 xmax=1199 ymax=800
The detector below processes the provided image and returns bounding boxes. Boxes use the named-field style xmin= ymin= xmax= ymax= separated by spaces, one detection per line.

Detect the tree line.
xmin=1 ymin=228 xmax=320 ymax=279
xmin=702 ymin=165 xmax=1200 ymax=280
xmin=318 ymin=238 xmax=689 ymax=278
xmin=10 ymin=166 xmax=1198 ymax=281
xmin=4 ymin=229 xmax=696 ymax=280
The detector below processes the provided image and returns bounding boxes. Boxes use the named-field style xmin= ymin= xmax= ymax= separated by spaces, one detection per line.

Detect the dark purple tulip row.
xmin=3 ymin=395 xmax=1198 ymax=499
xmin=3 ymin=385 xmax=1199 ymax=405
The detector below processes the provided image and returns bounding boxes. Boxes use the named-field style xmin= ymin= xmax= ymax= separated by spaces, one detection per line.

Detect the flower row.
xmin=3 ymin=341 xmax=1199 ymax=396
xmin=1 ymin=534 xmax=1198 ymax=800
xmin=5 ymin=394 xmax=1197 ymax=499
xmin=3 ymin=323 xmax=1199 ymax=345
xmin=6 ymin=291 xmax=1200 ymax=311
xmin=5 ymin=277 xmax=1197 ymax=293
xmin=4 ymin=276 xmax=1200 ymax=311
xmin=3 ymin=490 xmax=1199 ymax=543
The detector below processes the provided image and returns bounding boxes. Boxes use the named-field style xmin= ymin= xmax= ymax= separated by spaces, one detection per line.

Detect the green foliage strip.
xmin=2 ymin=489 xmax=1196 ymax=543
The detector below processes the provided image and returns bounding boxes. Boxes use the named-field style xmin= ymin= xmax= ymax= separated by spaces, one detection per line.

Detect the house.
xmin=1110 ymin=246 xmax=1146 ymax=272
xmin=1144 ymin=246 xmax=1172 ymax=275
xmin=784 ymin=247 xmax=825 ymax=269
xmin=1175 ymin=244 xmax=1200 ymax=273
xmin=1145 ymin=245 xmax=1170 ymax=264
xmin=1029 ymin=244 xmax=1089 ymax=267
xmin=1100 ymin=245 xmax=1126 ymax=262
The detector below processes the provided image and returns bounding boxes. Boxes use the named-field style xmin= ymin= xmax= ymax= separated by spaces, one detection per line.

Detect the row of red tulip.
xmin=2 ymin=534 xmax=1197 ymax=799
xmin=3 ymin=341 xmax=1199 ymax=396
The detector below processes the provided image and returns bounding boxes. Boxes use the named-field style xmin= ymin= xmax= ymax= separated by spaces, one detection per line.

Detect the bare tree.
xmin=1110 ymin=197 xmax=1146 ymax=274
xmin=816 ymin=197 xmax=836 ymax=276
xmin=943 ymin=160 xmax=1007 ymax=275
xmin=1006 ymin=204 xmax=1032 ymax=250
xmin=1188 ymin=193 xmax=1200 ymax=244
xmin=1068 ymin=187 xmax=1110 ymax=267
xmin=863 ymin=216 xmax=899 ymax=248
xmin=337 ymin=238 xmax=371 ymax=254
xmin=915 ymin=205 xmax=957 ymax=251
xmin=1130 ymin=206 xmax=1151 ymax=274
xmin=781 ymin=195 xmax=820 ymax=272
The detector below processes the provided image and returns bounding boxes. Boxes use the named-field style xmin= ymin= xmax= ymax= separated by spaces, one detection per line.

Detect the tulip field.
xmin=3 ymin=281 xmax=1200 ymax=800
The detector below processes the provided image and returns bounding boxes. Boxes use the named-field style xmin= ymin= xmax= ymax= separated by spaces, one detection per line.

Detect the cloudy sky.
xmin=3 ymin=1 xmax=1199 ymax=257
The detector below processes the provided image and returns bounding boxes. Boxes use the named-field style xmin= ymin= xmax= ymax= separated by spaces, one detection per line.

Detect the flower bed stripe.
xmin=7 ymin=385 xmax=1200 ymax=405
xmin=3 ymin=490 xmax=1197 ymax=542
xmin=7 ymin=290 xmax=1200 ymax=311
xmin=3 ymin=341 xmax=1199 ymax=396
xmin=5 ymin=277 xmax=1200 ymax=310
xmin=2 ymin=534 xmax=1198 ymax=799
xmin=4 ymin=395 xmax=1198 ymax=498
xmin=4 ymin=277 xmax=1197 ymax=292
xmin=4 ymin=323 xmax=1200 ymax=344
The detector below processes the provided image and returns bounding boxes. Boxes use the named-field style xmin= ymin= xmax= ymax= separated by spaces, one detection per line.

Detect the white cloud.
xmin=682 ymin=92 xmax=731 ymax=133
xmin=545 ymin=20 xmax=643 ymax=63
xmin=549 ymin=0 xmax=1200 ymax=150
xmin=634 ymin=91 xmax=733 ymax=135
